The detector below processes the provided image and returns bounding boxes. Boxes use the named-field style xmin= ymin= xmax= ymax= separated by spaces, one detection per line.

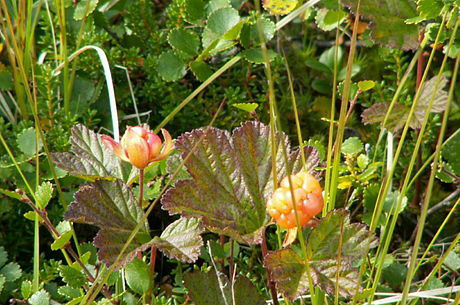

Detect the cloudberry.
xmin=267 ymin=172 xmax=323 ymax=229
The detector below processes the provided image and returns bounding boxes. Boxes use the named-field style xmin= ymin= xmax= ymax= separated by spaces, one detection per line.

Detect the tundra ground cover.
xmin=0 ymin=0 xmax=459 ymax=304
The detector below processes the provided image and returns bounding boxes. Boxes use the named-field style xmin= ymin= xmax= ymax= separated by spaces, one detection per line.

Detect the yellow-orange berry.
xmin=267 ymin=171 xmax=323 ymax=229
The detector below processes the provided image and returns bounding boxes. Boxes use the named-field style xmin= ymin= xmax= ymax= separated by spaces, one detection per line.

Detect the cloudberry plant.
xmin=267 ymin=172 xmax=323 ymax=229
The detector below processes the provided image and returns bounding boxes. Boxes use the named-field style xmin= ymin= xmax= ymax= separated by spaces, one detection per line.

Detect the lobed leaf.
xmin=52 ymin=125 xmax=131 ymax=181
xmin=65 ymin=179 xmax=151 ymax=269
xmin=21 ymin=280 xmax=32 ymax=299
xmin=361 ymin=102 xmax=409 ymax=132
xmin=74 ymin=0 xmax=98 ymax=20
xmin=162 ymin=121 xmax=320 ymax=244
xmin=28 ymin=290 xmax=50 ymax=305
xmin=156 ymin=51 xmax=187 ymax=82
xmin=362 ymin=75 xmax=449 ymax=131
xmin=190 ymin=61 xmax=214 ymax=81
xmin=413 ymin=75 xmax=448 ymax=128
xmin=185 ymin=0 xmax=206 ymax=25
xmin=417 ymin=0 xmax=443 ymax=20
xmin=183 ymin=269 xmax=265 ymax=305
xmin=17 ymin=127 xmax=43 ymax=157
xmin=241 ymin=48 xmax=278 ymax=63
xmin=58 ymin=286 xmax=82 ymax=300
xmin=441 ymin=131 xmax=460 ymax=175
xmin=341 ymin=137 xmax=364 ymax=155
xmin=35 ymin=182 xmax=53 ymax=209
xmin=168 ymin=29 xmax=200 ymax=59
xmin=152 ymin=217 xmax=204 ymax=263
xmin=0 ymin=262 xmax=22 ymax=282
xmin=265 ymin=210 xmax=377 ymax=299
xmin=59 ymin=266 xmax=86 ymax=288
xmin=341 ymin=0 xmax=419 ymax=50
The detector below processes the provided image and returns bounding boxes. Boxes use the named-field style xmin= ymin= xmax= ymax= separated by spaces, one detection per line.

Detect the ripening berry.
xmin=267 ymin=171 xmax=323 ymax=229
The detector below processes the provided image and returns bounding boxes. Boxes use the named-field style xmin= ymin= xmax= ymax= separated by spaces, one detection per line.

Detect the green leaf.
xmin=202 ymin=29 xmax=235 ymax=53
xmin=436 ymin=161 xmax=455 ymax=183
xmin=442 ymin=131 xmax=460 ymax=175
xmin=52 ymin=125 xmax=131 ymax=181
xmin=426 ymin=277 xmax=444 ymax=290
xmin=156 ymin=51 xmax=187 ymax=82
xmin=443 ymin=251 xmax=460 ymax=271
xmin=341 ymin=0 xmax=419 ymax=50
xmin=21 ymin=280 xmax=32 ymax=299
xmin=0 ymin=274 xmax=5 ymax=293
xmin=17 ymin=127 xmax=43 ymax=157
xmin=342 ymin=137 xmax=364 ymax=155
xmin=0 ymin=188 xmax=21 ymax=200
xmin=382 ymin=191 xmax=407 ymax=215
xmin=168 ymin=29 xmax=200 ymax=58
xmin=363 ymin=184 xmax=380 ymax=212
xmin=190 ymin=61 xmax=214 ymax=81
xmin=357 ymin=154 xmax=370 ymax=169
xmin=35 ymin=181 xmax=53 ymax=209
xmin=70 ymin=77 xmax=96 ymax=115
xmin=0 ymin=262 xmax=22 ymax=281
xmin=263 ymin=0 xmax=298 ymax=15
xmin=152 ymin=217 xmax=204 ymax=263
xmin=0 ymin=70 xmax=13 ymax=90
xmin=358 ymin=80 xmax=376 ymax=91
xmin=51 ymin=230 xmax=74 ymax=251
xmin=185 ymin=0 xmax=206 ymax=25
xmin=125 ymin=258 xmax=151 ymax=294
xmin=206 ymin=0 xmax=231 ymax=15
xmin=66 ymin=179 xmax=151 ymax=268
xmin=316 ymin=9 xmax=347 ymax=31
xmin=362 ymin=75 xmax=448 ymax=131
xmin=207 ymin=7 xmax=240 ymax=35
xmin=232 ymin=103 xmax=258 ymax=112
xmin=167 ymin=153 xmax=192 ymax=181
xmin=361 ymin=102 xmax=409 ymax=132
xmin=358 ymin=162 xmax=382 ymax=182
xmin=324 ymin=9 xmax=348 ymax=25
xmin=56 ymin=220 xmax=72 ymax=235
xmin=417 ymin=0 xmax=443 ymax=20
xmin=338 ymin=64 xmax=361 ymax=81
xmin=322 ymin=0 xmax=340 ymax=9
xmin=413 ymin=75 xmax=449 ymax=129
xmin=245 ymin=17 xmax=276 ymax=46
xmin=241 ymin=48 xmax=278 ymax=63
xmin=80 ymin=243 xmax=98 ymax=265
xmin=60 ymin=265 xmax=86 ymax=288
xmin=28 ymin=290 xmax=50 ymax=305
xmin=74 ymin=0 xmax=98 ymax=20
xmin=58 ymin=286 xmax=82 ymax=299
xmin=305 ymin=60 xmax=333 ymax=74
xmin=24 ymin=211 xmax=43 ymax=221
xmin=183 ymin=270 xmax=265 ymax=305
xmin=383 ymin=262 xmax=407 ymax=287
xmin=162 ymin=121 xmax=321 ymax=244
xmin=265 ymin=210 xmax=378 ymax=299
xmin=319 ymin=46 xmax=343 ymax=71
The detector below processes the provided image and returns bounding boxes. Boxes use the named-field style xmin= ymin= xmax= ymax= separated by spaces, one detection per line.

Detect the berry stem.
xmin=139 ymin=168 xmax=144 ymax=208
xmin=146 ymin=245 xmax=157 ymax=304
xmin=261 ymin=228 xmax=280 ymax=305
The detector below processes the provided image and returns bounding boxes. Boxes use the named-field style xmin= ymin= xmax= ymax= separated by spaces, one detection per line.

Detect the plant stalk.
xmin=261 ymin=228 xmax=280 ymax=305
